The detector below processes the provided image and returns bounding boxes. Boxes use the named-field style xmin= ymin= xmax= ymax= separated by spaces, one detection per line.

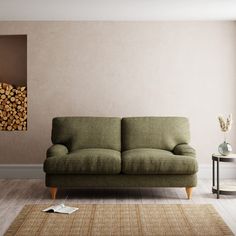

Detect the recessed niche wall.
xmin=0 ymin=35 xmax=27 ymax=131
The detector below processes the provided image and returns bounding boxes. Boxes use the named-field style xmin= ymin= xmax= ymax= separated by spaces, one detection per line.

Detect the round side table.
xmin=212 ymin=153 xmax=236 ymax=199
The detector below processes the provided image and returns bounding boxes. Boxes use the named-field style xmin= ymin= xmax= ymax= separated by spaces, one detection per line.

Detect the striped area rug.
xmin=4 ymin=204 xmax=233 ymax=236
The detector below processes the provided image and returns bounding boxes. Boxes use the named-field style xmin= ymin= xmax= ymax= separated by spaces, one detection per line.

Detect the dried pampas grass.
xmin=218 ymin=114 xmax=233 ymax=132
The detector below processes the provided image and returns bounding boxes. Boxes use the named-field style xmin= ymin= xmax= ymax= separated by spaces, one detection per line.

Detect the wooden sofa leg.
xmin=185 ymin=187 xmax=193 ymax=199
xmin=50 ymin=187 xmax=58 ymax=200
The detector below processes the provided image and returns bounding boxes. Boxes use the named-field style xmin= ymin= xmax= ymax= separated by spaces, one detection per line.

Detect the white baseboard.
xmin=0 ymin=164 xmax=235 ymax=179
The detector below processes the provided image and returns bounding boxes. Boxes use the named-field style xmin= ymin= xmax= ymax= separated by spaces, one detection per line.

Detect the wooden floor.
xmin=1 ymin=179 xmax=236 ymax=235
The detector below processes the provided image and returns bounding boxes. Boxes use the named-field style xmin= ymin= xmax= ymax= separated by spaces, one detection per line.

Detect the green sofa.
xmin=44 ymin=117 xmax=198 ymax=199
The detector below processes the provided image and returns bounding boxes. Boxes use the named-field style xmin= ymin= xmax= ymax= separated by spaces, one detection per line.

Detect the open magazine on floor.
xmin=43 ymin=204 xmax=78 ymax=214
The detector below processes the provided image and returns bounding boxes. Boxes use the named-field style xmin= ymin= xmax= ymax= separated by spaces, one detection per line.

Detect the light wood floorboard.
xmin=0 ymin=179 xmax=236 ymax=235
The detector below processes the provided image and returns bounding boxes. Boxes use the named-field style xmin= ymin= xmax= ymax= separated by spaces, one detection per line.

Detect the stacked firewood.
xmin=0 ymin=83 xmax=27 ymax=131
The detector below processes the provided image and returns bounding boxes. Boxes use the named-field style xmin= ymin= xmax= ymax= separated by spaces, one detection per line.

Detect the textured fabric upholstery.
xmin=122 ymin=117 xmax=190 ymax=151
xmin=46 ymin=174 xmax=197 ymax=188
xmin=44 ymin=148 xmax=121 ymax=174
xmin=51 ymin=117 xmax=121 ymax=152
xmin=44 ymin=116 xmax=198 ymax=189
xmin=173 ymin=144 xmax=196 ymax=157
xmin=47 ymin=144 xmax=68 ymax=157
xmin=122 ymin=148 xmax=198 ymax=174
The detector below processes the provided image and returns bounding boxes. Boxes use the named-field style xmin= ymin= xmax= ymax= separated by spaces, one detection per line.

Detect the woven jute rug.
xmin=4 ymin=204 xmax=233 ymax=236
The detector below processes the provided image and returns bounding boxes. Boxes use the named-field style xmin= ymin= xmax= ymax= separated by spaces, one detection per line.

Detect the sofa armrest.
xmin=46 ymin=144 xmax=68 ymax=158
xmin=173 ymin=144 xmax=196 ymax=157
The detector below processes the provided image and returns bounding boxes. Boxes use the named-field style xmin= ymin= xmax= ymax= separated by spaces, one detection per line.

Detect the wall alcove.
xmin=0 ymin=35 xmax=27 ymax=131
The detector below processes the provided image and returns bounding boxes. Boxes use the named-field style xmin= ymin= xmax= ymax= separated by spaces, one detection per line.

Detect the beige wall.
xmin=0 ymin=21 xmax=235 ymax=164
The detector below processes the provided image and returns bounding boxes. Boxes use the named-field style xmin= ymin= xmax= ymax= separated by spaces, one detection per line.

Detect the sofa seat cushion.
xmin=122 ymin=148 xmax=198 ymax=175
xmin=44 ymin=148 xmax=121 ymax=174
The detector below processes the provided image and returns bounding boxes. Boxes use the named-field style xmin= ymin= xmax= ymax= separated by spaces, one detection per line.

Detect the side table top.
xmin=212 ymin=153 xmax=236 ymax=162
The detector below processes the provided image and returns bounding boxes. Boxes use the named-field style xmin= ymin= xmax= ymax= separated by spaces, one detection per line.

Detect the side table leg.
xmin=217 ymin=159 xmax=220 ymax=199
xmin=212 ymin=159 xmax=215 ymax=193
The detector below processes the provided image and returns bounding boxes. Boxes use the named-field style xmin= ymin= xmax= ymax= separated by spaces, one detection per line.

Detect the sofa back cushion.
xmin=52 ymin=117 xmax=121 ymax=152
xmin=122 ymin=117 xmax=190 ymax=151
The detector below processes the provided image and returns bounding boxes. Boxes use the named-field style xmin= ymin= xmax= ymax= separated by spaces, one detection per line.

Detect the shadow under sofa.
xmin=44 ymin=117 xmax=198 ymax=199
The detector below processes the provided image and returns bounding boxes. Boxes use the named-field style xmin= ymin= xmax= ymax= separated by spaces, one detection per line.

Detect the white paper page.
xmin=42 ymin=204 xmax=64 ymax=212
xmin=42 ymin=204 xmax=78 ymax=214
xmin=57 ymin=206 xmax=78 ymax=214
